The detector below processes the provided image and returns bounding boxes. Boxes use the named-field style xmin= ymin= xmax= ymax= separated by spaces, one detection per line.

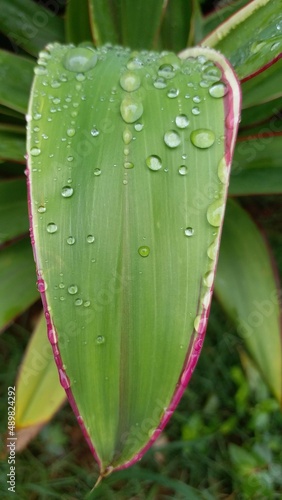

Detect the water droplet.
xmin=203 ymin=270 xmax=214 ymax=287
xmin=217 ymin=157 xmax=228 ymax=184
xmin=30 ymin=147 xmax=41 ymax=156
xmin=34 ymin=66 xmax=47 ymax=76
xmin=87 ymin=234 xmax=95 ymax=243
xmin=84 ymin=300 xmax=90 ymax=307
xmin=207 ymin=239 xmax=219 ymax=260
xmin=124 ymin=161 xmax=134 ymax=169
xmin=33 ymin=112 xmax=42 ymax=121
xmin=178 ymin=165 xmax=188 ymax=176
xmin=194 ymin=315 xmax=203 ymax=333
xmin=63 ymin=47 xmax=98 ymax=72
xmin=76 ymin=72 xmax=85 ymax=81
xmin=126 ymin=57 xmax=143 ymax=70
xmin=96 ymin=335 xmax=105 ymax=344
xmin=123 ymin=179 xmax=128 ymax=185
xmin=91 ymin=127 xmax=99 ymax=137
xmin=193 ymin=95 xmax=201 ymax=103
xmin=75 ymin=298 xmax=83 ymax=306
xmin=146 ymin=155 xmax=162 ymax=171
xmin=202 ymin=65 xmax=222 ymax=83
xmin=67 ymin=156 xmax=74 ymax=162
xmin=164 ymin=130 xmax=181 ymax=148
xmin=184 ymin=227 xmax=194 ymax=237
xmin=67 ymin=236 xmax=75 ymax=245
xmin=120 ymin=96 xmax=143 ymax=123
xmin=167 ymin=88 xmax=179 ymax=98
xmin=153 ymin=77 xmax=167 ymax=89
xmin=190 ymin=129 xmax=215 ymax=149
xmin=207 ymin=200 xmax=224 ymax=227
xmin=94 ymin=168 xmax=101 ymax=176
xmin=120 ymin=70 xmax=141 ymax=92
xmin=61 ymin=185 xmax=74 ymax=198
xmin=191 ymin=106 xmax=200 ymax=116
xmin=175 ymin=114 xmax=189 ymax=129
xmin=123 ymin=128 xmax=132 ymax=144
xmin=66 ymin=128 xmax=75 ymax=138
xmin=134 ymin=123 xmax=144 ymax=132
xmin=47 ymin=223 xmax=58 ymax=234
xmin=138 ymin=245 xmax=150 ymax=257
xmin=38 ymin=205 xmax=46 ymax=213
xmin=37 ymin=279 xmax=47 ymax=292
xmin=209 ymin=82 xmax=228 ymax=98
xmin=158 ymin=64 xmax=175 ymax=79
xmin=68 ymin=285 xmax=78 ymax=295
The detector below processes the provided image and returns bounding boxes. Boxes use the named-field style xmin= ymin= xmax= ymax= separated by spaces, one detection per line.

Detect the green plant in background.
xmin=0 ymin=0 xmax=281 ymax=496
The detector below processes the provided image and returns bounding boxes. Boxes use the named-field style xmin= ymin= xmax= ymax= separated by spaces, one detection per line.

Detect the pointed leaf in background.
xmin=0 ymin=239 xmax=38 ymax=331
xmin=0 ymin=126 xmax=26 ymax=163
xmin=202 ymin=0 xmax=282 ymax=81
xmin=0 ymin=179 xmax=29 ymax=245
xmin=0 ymin=50 xmax=34 ymax=114
xmin=27 ymin=44 xmax=240 ymax=473
xmin=65 ymin=0 xmax=93 ymax=45
xmin=215 ymin=200 xmax=282 ymax=404
xmin=15 ymin=312 xmax=66 ymax=451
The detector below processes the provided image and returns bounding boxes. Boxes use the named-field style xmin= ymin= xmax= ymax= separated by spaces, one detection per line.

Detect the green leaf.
xmin=159 ymin=0 xmax=195 ymax=52
xmin=27 ymin=44 xmax=240 ymax=473
xmin=65 ymin=0 xmax=93 ymax=45
xmin=0 ymin=0 xmax=64 ymax=57
xmin=0 ymin=50 xmax=34 ymax=114
xmin=88 ymin=0 xmax=122 ymax=45
xmin=241 ymin=58 xmax=282 ymax=109
xmin=230 ymin=133 xmax=282 ymax=195
xmin=0 ymin=238 xmax=38 ymax=331
xmin=202 ymin=0 xmax=282 ymax=81
xmin=15 ymin=312 xmax=66 ymax=432
xmin=0 ymin=126 xmax=26 ymax=163
xmin=215 ymin=200 xmax=282 ymax=403
xmin=0 ymin=179 xmax=29 ymax=245
xmin=202 ymin=0 xmax=250 ymax=37
xmin=240 ymin=96 xmax=282 ymax=129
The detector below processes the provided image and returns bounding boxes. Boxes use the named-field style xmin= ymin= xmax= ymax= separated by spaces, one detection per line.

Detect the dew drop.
xmin=184 ymin=227 xmax=194 ymax=237
xmin=191 ymin=106 xmax=200 ymax=116
xmin=63 ymin=47 xmax=98 ymax=72
xmin=120 ymin=70 xmax=141 ymax=92
xmin=67 ymin=155 xmax=74 ymax=162
xmin=134 ymin=123 xmax=144 ymax=132
xmin=193 ymin=95 xmax=201 ymax=103
xmin=209 ymin=82 xmax=228 ymax=98
xmin=203 ymin=270 xmax=214 ymax=287
xmin=126 ymin=57 xmax=143 ymax=70
xmin=38 ymin=205 xmax=46 ymax=213
xmin=91 ymin=127 xmax=99 ymax=137
xmin=30 ymin=147 xmax=41 ymax=156
xmin=124 ymin=161 xmax=134 ymax=169
xmin=34 ymin=66 xmax=47 ymax=76
xmin=84 ymin=300 xmax=90 ymax=307
xmin=94 ymin=168 xmax=101 ymax=176
xmin=123 ymin=128 xmax=132 ymax=144
xmin=76 ymin=72 xmax=85 ymax=81
xmin=120 ymin=96 xmax=143 ymax=123
xmin=175 ymin=114 xmax=189 ymax=129
xmin=153 ymin=77 xmax=167 ymax=89
xmin=146 ymin=155 xmax=162 ymax=171
xmin=67 ymin=236 xmax=75 ymax=245
xmin=217 ymin=156 xmax=228 ymax=184
xmin=37 ymin=279 xmax=47 ymax=293
xmin=178 ymin=165 xmax=188 ymax=175
xmin=202 ymin=65 xmax=222 ymax=83
xmin=207 ymin=200 xmax=224 ymax=227
xmin=164 ymin=130 xmax=181 ymax=148
xmin=190 ymin=129 xmax=215 ymax=149
xmin=75 ymin=298 xmax=83 ymax=306
xmin=207 ymin=239 xmax=219 ymax=260
xmin=87 ymin=234 xmax=95 ymax=243
xmin=68 ymin=285 xmax=78 ymax=295
xmin=96 ymin=335 xmax=105 ymax=344
xmin=61 ymin=185 xmax=74 ymax=198
xmin=67 ymin=128 xmax=76 ymax=137
xmin=158 ymin=64 xmax=175 ymax=79
xmin=47 ymin=223 xmax=58 ymax=234
xmin=167 ymin=88 xmax=179 ymax=98
xmin=138 ymin=245 xmax=150 ymax=257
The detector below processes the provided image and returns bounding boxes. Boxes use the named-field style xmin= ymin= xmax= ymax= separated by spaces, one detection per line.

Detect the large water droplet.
xmin=175 ymin=114 xmax=189 ymax=129
xmin=68 ymin=285 xmax=78 ymax=295
xmin=47 ymin=223 xmax=58 ymax=234
xmin=146 ymin=155 xmax=162 ymax=171
xmin=164 ymin=130 xmax=181 ymax=148
xmin=120 ymin=71 xmax=141 ymax=92
xmin=138 ymin=246 xmax=150 ymax=257
xmin=30 ymin=147 xmax=41 ymax=156
xmin=96 ymin=335 xmax=105 ymax=344
xmin=63 ymin=47 xmax=98 ymax=72
xmin=120 ymin=96 xmax=143 ymax=123
xmin=61 ymin=185 xmax=74 ymax=198
xmin=209 ymin=82 xmax=228 ymax=98
xmin=190 ymin=129 xmax=215 ymax=149
xmin=184 ymin=227 xmax=194 ymax=237
xmin=207 ymin=200 xmax=224 ymax=227
xmin=178 ymin=165 xmax=188 ymax=176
